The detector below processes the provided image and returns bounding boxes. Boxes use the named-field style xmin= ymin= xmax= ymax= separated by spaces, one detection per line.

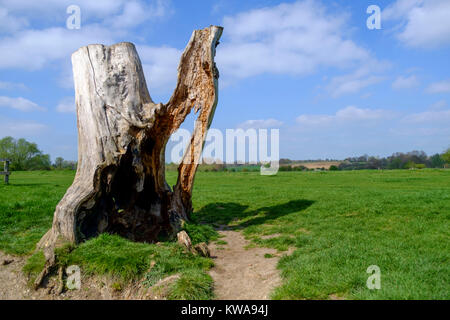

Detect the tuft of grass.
xmin=22 ymin=250 xmax=46 ymax=284
xmin=143 ymin=240 xmax=214 ymax=287
xmin=56 ymin=234 xmax=154 ymax=281
xmin=215 ymin=240 xmax=228 ymax=245
xmin=168 ymin=270 xmax=215 ymax=300
xmin=251 ymin=235 xmax=296 ymax=252
xmin=143 ymin=263 xmax=167 ymax=287
xmin=183 ymin=221 xmax=218 ymax=245
xmin=56 ymin=233 xmax=213 ymax=283
xmin=264 ymin=253 xmax=274 ymax=259
xmin=111 ymin=282 xmax=122 ymax=291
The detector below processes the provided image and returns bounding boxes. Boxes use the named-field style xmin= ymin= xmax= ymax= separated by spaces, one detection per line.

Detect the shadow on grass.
xmin=193 ymin=199 xmax=314 ymax=230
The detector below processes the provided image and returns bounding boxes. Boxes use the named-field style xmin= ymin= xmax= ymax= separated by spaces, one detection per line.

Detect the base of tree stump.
xmin=36 ymin=26 xmax=223 ymax=282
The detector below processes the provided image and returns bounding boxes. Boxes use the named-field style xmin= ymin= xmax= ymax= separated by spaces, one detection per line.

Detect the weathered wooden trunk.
xmin=38 ymin=26 xmax=222 ymax=254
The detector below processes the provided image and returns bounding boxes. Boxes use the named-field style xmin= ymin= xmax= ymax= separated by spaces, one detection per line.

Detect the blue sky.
xmin=0 ymin=0 xmax=449 ymax=162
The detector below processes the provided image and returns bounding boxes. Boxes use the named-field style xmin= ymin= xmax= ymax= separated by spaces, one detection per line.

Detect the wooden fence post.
xmin=5 ymin=160 xmax=9 ymax=184
xmin=1 ymin=159 xmax=10 ymax=184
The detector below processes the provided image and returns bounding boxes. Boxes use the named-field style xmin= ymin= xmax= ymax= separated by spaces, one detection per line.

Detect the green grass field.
xmin=1 ymin=169 xmax=449 ymax=299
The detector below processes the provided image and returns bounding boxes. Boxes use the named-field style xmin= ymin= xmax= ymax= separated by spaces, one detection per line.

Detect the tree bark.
xmin=38 ymin=26 xmax=223 ymax=254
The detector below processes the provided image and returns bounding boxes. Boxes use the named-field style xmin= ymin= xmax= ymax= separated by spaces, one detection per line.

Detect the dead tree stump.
xmin=38 ymin=26 xmax=223 ymax=255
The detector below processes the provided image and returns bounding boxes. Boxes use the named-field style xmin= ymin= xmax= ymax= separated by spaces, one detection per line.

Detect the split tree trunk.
xmin=38 ymin=26 xmax=223 ymax=255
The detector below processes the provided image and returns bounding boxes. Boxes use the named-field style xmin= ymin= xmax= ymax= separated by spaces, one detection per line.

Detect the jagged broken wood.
xmin=36 ymin=26 xmax=223 ymax=285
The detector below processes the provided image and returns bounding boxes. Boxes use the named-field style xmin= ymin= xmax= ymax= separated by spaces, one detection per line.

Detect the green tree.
xmin=442 ymin=148 xmax=450 ymax=164
xmin=388 ymin=157 xmax=403 ymax=169
xmin=62 ymin=160 xmax=77 ymax=170
xmin=0 ymin=136 xmax=51 ymax=170
xmin=15 ymin=138 xmax=40 ymax=170
xmin=0 ymin=136 xmax=14 ymax=160
xmin=54 ymin=157 xmax=64 ymax=169
xmin=430 ymin=153 xmax=445 ymax=168
xmin=404 ymin=161 xmax=416 ymax=169
xmin=26 ymin=154 xmax=51 ymax=170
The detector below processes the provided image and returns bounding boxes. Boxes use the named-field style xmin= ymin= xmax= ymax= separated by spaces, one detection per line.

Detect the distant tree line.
xmin=338 ymin=150 xmax=450 ymax=170
xmin=170 ymin=149 xmax=450 ymax=172
xmin=280 ymin=149 xmax=450 ymax=171
xmin=53 ymin=157 xmax=77 ymax=170
xmin=166 ymin=162 xmax=262 ymax=172
xmin=2 ymin=136 xmax=447 ymax=172
xmin=0 ymin=136 xmax=77 ymax=171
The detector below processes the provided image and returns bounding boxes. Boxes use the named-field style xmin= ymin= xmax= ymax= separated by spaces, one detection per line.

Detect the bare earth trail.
xmin=1 ymin=230 xmax=287 ymax=300
xmin=0 ymin=251 xmax=34 ymax=300
xmin=0 ymin=251 xmax=115 ymax=300
xmin=209 ymin=230 xmax=285 ymax=300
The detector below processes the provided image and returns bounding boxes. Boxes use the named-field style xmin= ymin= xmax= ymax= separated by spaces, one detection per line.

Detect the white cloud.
xmin=403 ymin=109 xmax=450 ymax=124
xmin=0 ymin=7 xmax=28 ymax=34
xmin=383 ymin=0 xmax=450 ymax=48
xmin=329 ymin=76 xmax=384 ymax=98
xmin=426 ymin=80 xmax=450 ymax=94
xmin=6 ymin=122 xmax=48 ymax=133
xmin=56 ymin=96 xmax=75 ymax=113
xmin=326 ymin=64 xmax=387 ymax=98
xmin=336 ymin=106 xmax=391 ymax=121
xmin=0 ymin=0 xmax=150 ymax=24
xmin=0 ymin=25 xmax=115 ymax=70
xmin=296 ymin=106 xmax=393 ymax=126
xmin=211 ymin=1 xmax=227 ymax=15
xmin=294 ymin=104 xmax=450 ymax=156
xmin=0 ymin=0 xmax=172 ymax=44
xmin=138 ymin=45 xmax=182 ymax=94
xmin=288 ymin=103 xmax=449 ymax=158
xmin=0 ymin=119 xmax=48 ymax=137
xmin=0 ymin=0 xmax=176 ymax=94
xmin=0 ymin=81 xmax=27 ymax=90
xmin=382 ymin=0 xmax=423 ymax=20
xmin=217 ymin=0 xmax=373 ymax=80
xmin=0 ymin=96 xmax=45 ymax=111
xmin=237 ymin=119 xmax=283 ymax=129
xmin=296 ymin=105 xmax=450 ymax=128
xmin=429 ymin=100 xmax=447 ymax=110
xmin=107 ymin=0 xmax=171 ymax=29
xmin=392 ymin=75 xmax=419 ymax=90
xmin=296 ymin=114 xmax=333 ymax=126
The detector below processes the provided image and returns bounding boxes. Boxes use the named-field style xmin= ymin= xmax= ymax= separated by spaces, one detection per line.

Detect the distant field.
xmin=1 ymin=169 xmax=449 ymax=299
xmin=290 ymin=161 xmax=342 ymax=170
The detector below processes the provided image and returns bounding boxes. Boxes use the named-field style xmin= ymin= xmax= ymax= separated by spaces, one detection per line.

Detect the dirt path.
xmin=0 ymin=251 xmax=119 ymax=300
xmin=208 ymin=230 xmax=284 ymax=300
xmin=0 ymin=251 xmax=45 ymax=300
xmin=1 ymin=231 xmax=289 ymax=300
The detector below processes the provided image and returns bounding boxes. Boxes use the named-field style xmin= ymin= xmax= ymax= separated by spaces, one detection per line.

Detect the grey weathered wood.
xmin=1 ymin=159 xmax=10 ymax=184
xmin=37 ymin=26 xmax=223 ymax=258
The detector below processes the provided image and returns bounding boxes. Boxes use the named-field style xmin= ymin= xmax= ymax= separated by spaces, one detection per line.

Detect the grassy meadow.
xmin=1 ymin=169 xmax=449 ymax=299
